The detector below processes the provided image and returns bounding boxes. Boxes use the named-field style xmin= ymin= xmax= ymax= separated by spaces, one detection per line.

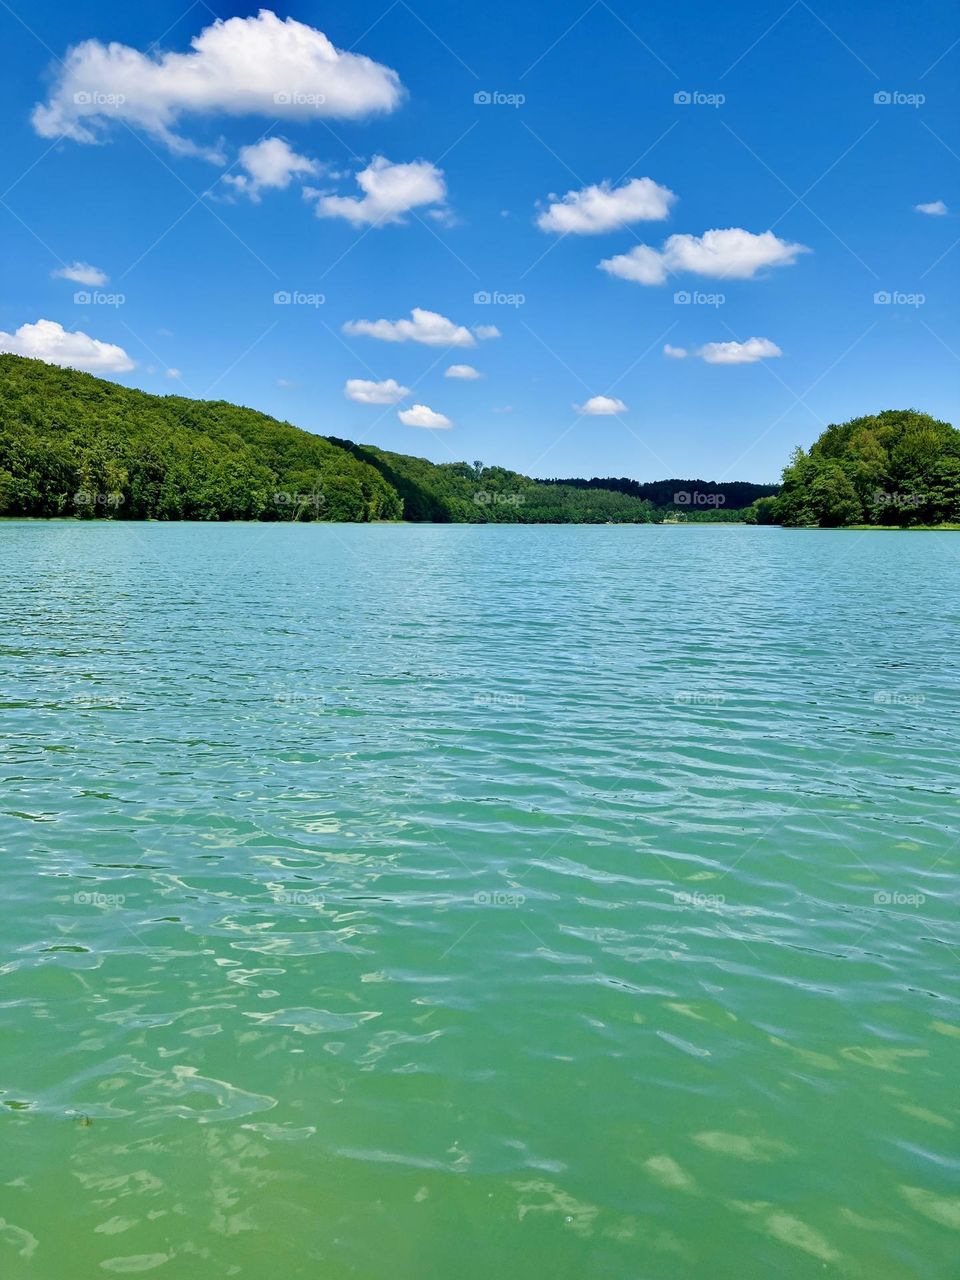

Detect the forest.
xmin=2 ymin=356 xmax=953 ymax=528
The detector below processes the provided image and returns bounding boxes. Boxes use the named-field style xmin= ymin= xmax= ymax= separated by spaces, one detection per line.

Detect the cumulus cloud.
xmin=537 ymin=177 xmax=675 ymax=233
xmin=0 ymin=319 xmax=133 ymax=372
xmin=697 ymin=337 xmax=781 ymax=365
xmin=31 ymin=10 xmax=403 ymax=158
xmin=53 ymin=261 xmax=107 ymax=286
xmin=574 ymin=395 xmax=627 ymax=415
xmin=445 ymin=364 xmax=481 ymax=379
xmin=915 ymin=200 xmax=948 ymax=216
xmin=343 ymin=308 xmax=499 ymax=348
xmin=310 ymin=156 xmax=446 ymax=226
xmin=398 ymin=403 xmax=451 ymax=428
xmin=344 ymin=377 xmax=409 ymax=404
xmin=663 ymin=344 xmax=688 ymax=359
xmin=473 ymin=325 xmax=501 ymax=341
xmin=224 ymin=137 xmax=318 ymax=200
xmin=600 ymin=228 xmax=809 ymax=285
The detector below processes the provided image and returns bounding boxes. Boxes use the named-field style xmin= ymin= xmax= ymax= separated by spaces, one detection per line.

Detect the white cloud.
xmin=445 ymin=364 xmax=481 ymax=379
xmin=53 ymin=261 xmax=107 ymax=286
xmin=915 ymin=200 xmax=948 ymax=216
xmin=697 ymin=337 xmax=781 ymax=365
xmin=311 ymin=156 xmax=446 ymax=226
xmin=344 ymin=377 xmax=410 ymax=404
xmin=574 ymin=395 xmax=627 ymax=415
xmin=224 ymin=137 xmax=318 ymax=200
xmin=165 ymin=367 xmax=182 ymax=379
xmin=0 ymin=319 xmax=133 ymax=372
xmin=473 ymin=325 xmax=501 ymax=341
xmin=398 ymin=403 xmax=451 ymax=428
xmin=537 ymin=177 xmax=675 ymax=234
xmin=600 ymin=228 xmax=809 ymax=285
xmin=663 ymin=344 xmax=688 ymax=359
xmin=32 ymin=10 xmax=402 ymax=158
xmin=343 ymin=308 xmax=497 ymax=348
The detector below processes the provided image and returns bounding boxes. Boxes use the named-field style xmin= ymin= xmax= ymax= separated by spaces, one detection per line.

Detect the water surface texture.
xmin=1 ymin=522 xmax=958 ymax=1279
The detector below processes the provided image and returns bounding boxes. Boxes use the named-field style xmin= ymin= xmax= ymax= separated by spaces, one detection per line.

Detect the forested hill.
xmin=0 ymin=354 xmax=761 ymax=523
xmin=544 ymin=476 xmax=779 ymax=509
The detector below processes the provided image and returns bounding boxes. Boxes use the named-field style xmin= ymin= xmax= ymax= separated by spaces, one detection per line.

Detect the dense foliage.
xmin=775 ymin=410 xmax=960 ymax=527
xmin=545 ymin=476 xmax=778 ymax=509
xmin=0 ymin=355 xmax=400 ymax=521
xmin=332 ymin=442 xmax=659 ymax=523
xmin=0 ymin=355 xmax=664 ymax=523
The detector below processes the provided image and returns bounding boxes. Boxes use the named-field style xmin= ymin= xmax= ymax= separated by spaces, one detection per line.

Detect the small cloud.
xmin=664 ymin=344 xmax=688 ymax=359
xmin=915 ymin=200 xmax=948 ymax=216
xmin=277 ymin=377 xmax=298 ymax=387
xmin=493 ymin=405 xmax=513 ymax=414
xmin=345 ymin=377 xmax=409 ymax=404
xmin=344 ymin=307 xmax=477 ymax=347
xmin=0 ymin=318 xmax=133 ymax=371
xmin=309 ymin=155 xmax=446 ymax=226
xmin=600 ymin=228 xmax=809 ymax=285
xmin=53 ymin=262 xmax=107 ymax=286
xmin=574 ymin=395 xmax=627 ymax=415
xmin=537 ymin=177 xmax=675 ymax=234
xmin=165 ymin=367 xmax=182 ymax=379
xmin=445 ymin=364 xmax=481 ymax=379
xmin=473 ymin=325 xmax=500 ymax=341
xmin=223 ymin=137 xmax=318 ymax=201
xmin=697 ymin=337 xmax=781 ymax=365
xmin=398 ymin=403 xmax=452 ymax=428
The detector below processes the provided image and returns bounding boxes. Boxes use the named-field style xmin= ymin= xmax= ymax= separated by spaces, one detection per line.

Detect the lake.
xmin=1 ymin=521 xmax=957 ymax=1278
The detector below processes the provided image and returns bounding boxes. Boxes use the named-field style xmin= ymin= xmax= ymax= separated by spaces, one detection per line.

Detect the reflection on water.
xmin=1 ymin=522 xmax=958 ymax=1278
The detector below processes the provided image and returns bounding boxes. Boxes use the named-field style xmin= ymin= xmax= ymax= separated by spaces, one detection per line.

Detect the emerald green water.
xmin=1 ymin=522 xmax=958 ymax=1278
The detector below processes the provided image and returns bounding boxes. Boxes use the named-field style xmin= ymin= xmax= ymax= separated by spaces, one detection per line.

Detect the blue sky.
xmin=1 ymin=0 xmax=958 ymax=481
